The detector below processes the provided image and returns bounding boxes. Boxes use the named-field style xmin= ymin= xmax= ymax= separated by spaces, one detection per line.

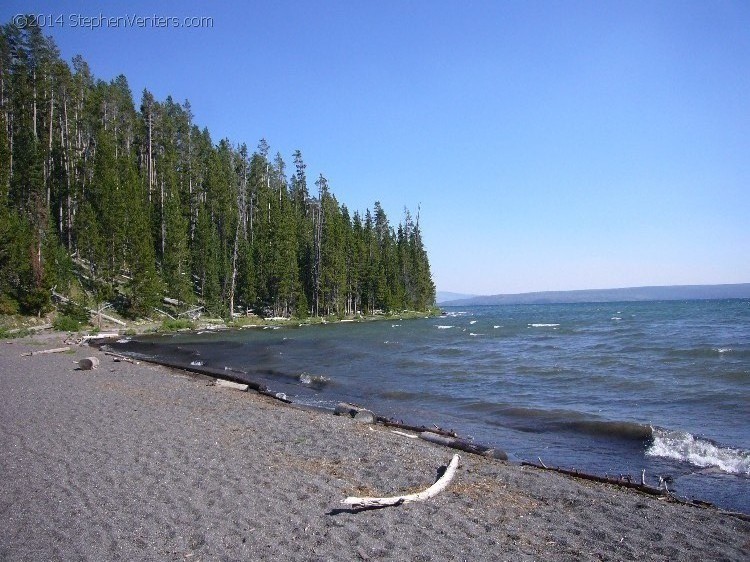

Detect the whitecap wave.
xmin=469 ymin=320 xmax=477 ymax=325
xmin=715 ymin=348 xmax=732 ymax=354
xmin=189 ymin=360 xmax=203 ymax=366
xmin=528 ymin=323 xmax=560 ymax=328
xmin=436 ymin=325 xmax=454 ymax=329
xmin=646 ymin=428 xmax=750 ymax=475
xmin=299 ymin=373 xmax=331 ymax=386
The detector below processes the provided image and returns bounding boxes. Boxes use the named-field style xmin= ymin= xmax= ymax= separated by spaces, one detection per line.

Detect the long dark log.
xmin=105 ymin=353 xmax=270 ymax=393
xmin=521 ymin=462 xmax=667 ymax=496
xmin=522 ymin=462 xmax=750 ymax=522
xmin=420 ymin=432 xmax=508 ymax=460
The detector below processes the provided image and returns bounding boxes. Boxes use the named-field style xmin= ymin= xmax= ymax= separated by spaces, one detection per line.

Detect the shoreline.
xmin=104 ymin=339 xmax=750 ymax=521
xmin=0 ymin=307 xmax=442 ymax=341
xmin=1 ymin=333 xmax=748 ymax=560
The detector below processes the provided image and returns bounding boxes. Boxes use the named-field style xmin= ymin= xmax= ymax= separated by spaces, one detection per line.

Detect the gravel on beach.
xmin=1 ymin=334 xmax=748 ymax=561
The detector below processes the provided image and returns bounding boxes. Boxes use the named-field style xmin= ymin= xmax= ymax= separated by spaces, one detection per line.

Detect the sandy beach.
xmin=1 ymin=334 xmax=748 ymax=561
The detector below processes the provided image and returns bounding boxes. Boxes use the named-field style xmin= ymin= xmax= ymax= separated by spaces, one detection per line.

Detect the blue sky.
xmin=4 ymin=1 xmax=748 ymax=295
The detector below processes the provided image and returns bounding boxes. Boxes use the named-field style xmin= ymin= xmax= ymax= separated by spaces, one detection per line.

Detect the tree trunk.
xmin=228 ymin=219 xmax=240 ymax=318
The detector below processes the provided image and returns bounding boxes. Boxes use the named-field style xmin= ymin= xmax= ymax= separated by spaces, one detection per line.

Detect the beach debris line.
xmin=21 ymin=346 xmax=71 ymax=357
xmin=342 ymin=454 xmax=461 ymax=509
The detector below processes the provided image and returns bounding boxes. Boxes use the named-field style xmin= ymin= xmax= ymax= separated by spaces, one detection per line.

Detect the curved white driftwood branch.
xmin=342 ymin=454 xmax=460 ymax=509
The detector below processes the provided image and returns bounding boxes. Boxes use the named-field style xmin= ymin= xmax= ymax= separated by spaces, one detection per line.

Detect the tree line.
xmin=0 ymin=21 xmax=436 ymax=319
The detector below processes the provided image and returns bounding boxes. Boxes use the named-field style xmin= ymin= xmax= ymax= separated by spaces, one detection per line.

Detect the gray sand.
xmin=1 ymin=335 xmax=748 ymax=561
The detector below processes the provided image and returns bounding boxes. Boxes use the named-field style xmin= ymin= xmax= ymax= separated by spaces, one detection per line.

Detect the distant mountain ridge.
xmin=440 ymin=283 xmax=750 ymax=306
xmin=436 ymin=291 xmax=477 ymax=304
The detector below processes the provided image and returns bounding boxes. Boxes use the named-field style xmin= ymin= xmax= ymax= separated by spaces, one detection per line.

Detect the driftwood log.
xmin=78 ymin=357 xmax=100 ymax=370
xmin=376 ymin=418 xmax=458 ymax=438
xmin=81 ymin=333 xmax=120 ymax=342
xmin=342 ymin=454 xmax=460 ymax=509
xmin=21 ymin=346 xmax=71 ymax=357
xmin=420 ymin=431 xmax=508 ymax=460
xmin=215 ymin=379 xmax=249 ymax=391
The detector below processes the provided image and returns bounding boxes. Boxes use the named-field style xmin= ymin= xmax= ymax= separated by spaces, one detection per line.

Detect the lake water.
xmin=109 ymin=300 xmax=750 ymax=514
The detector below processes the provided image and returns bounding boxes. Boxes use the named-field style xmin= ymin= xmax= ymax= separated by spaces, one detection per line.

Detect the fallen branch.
xmin=52 ymin=290 xmax=126 ymax=326
xmin=342 ymin=454 xmax=460 ymax=509
xmin=153 ymin=308 xmax=176 ymax=320
xmin=21 ymin=346 xmax=71 ymax=356
xmin=178 ymin=305 xmax=204 ymax=319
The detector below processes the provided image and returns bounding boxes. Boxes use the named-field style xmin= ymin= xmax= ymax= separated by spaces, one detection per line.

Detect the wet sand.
xmin=1 ymin=334 xmax=748 ymax=561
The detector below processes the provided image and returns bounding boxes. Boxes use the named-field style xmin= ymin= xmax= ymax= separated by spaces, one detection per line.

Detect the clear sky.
xmin=4 ymin=1 xmax=748 ymax=295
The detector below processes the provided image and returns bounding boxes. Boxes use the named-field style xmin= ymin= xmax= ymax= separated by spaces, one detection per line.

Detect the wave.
xmin=528 ymin=323 xmax=560 ymax=328
xmin=298 ymin=373 xmax=331 ymax=388
xmin=647 ymin=428 xmax=750 ymax=475
xmin=441 ymin=311 xmax=469 ymax=318
xmin=472 ymin=404 xmax=749 ymax=475
xmin=665 ymin=346 xmax=750 ymax=360
xmin=465 ymin=402 xmax=653 ymax=442
xmin=565 ymin=419 xmax=653 ymax=441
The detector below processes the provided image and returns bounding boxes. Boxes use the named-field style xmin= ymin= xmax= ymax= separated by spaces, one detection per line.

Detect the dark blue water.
xmin=110 ymin=300 xmax=750 ymax=513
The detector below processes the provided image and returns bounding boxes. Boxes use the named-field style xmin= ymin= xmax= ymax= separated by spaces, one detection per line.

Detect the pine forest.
xmin=0 ymin=21 xmax=436 ymax=322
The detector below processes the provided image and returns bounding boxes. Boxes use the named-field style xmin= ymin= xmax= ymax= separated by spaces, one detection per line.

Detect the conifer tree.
xmin=0 ymin=20 xmax=436 ymax=319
